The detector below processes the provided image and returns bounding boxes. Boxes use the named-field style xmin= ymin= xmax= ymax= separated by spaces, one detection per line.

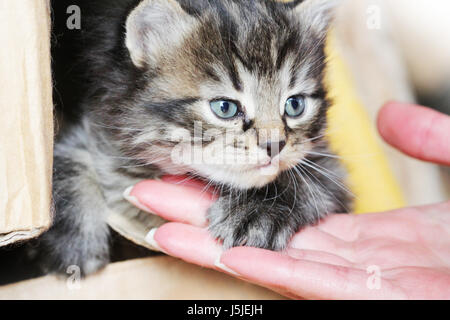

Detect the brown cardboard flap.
xmin=0 ymin=0 xmax=53 ymax=246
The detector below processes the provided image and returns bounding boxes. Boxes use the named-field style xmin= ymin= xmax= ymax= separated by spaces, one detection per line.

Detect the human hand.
xmin=125 ymin=102 xmax=450 ymax=299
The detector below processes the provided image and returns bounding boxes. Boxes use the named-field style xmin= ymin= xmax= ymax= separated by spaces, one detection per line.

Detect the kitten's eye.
xmin=210 ymin=100 xmax=239 ymax=119
xmin=285 ymin=95 xmax=306 ymax=118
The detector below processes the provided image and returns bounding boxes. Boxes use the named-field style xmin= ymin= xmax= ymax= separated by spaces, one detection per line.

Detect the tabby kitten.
xmin=42 ymin=0 xmax=350 ymax=275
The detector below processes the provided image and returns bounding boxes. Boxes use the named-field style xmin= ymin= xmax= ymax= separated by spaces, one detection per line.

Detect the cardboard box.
xmin=0 ymin=0 xmax=53 ymax=247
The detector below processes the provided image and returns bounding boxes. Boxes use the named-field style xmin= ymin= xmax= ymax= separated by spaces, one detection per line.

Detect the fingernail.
xmin=145 ymin=228 xmax=167 ymax=253
xmin=123 ymin=186 xmax=154 ymax=213
xmin=214 ymin=255 xmax=240 ymax=276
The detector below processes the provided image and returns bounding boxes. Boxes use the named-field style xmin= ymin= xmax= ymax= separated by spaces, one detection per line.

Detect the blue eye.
xmin=210 ymin=100 xmax=239 ymax=119
xmin=285 ymin=95 xmax=306 ymax=118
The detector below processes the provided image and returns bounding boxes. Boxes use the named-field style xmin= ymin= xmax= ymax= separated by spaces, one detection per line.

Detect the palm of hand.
xmin=270 ymin=202 xmax=450 ymax=299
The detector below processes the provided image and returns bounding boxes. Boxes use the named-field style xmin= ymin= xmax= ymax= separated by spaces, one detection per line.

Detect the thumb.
xmin=378 ymin=102 xmax=450 ymax=166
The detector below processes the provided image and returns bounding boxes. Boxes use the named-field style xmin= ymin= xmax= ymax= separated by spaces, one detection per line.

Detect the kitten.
xmin=41 ymin=0 xmax=350 ymax=275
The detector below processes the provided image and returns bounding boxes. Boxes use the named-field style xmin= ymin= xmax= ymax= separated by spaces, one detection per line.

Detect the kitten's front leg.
xmin=38 ymin=153 xmax=112 ymax=276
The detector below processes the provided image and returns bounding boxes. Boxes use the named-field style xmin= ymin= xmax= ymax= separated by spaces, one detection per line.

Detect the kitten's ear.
xmin=292 ymin=0 xmax=341 ymax=35
xmin=125 ymin=0 xmax=196 ymax=68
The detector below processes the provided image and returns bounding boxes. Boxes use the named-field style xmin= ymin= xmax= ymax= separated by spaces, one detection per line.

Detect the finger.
xmin=220 ymin=247 xmax=401 ymax=299
xmin=149 ymin=222 xmax=223 ymax=268
xmin=378 ymin=102 xmax=450 ymax=166
xmin=149 ymin=224 xmax=305 ymax=300
xmin=126 ymin=179 xmax=217 ymax=227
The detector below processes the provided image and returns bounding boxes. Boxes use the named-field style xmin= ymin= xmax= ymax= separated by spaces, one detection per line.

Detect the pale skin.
xmin=126 ymin=102 xmax=450 ymax=299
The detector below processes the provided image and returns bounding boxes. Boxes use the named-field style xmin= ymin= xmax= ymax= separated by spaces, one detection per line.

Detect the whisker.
xmin=298 ymin=160 xmax=355 ymax=198
xmin=118 ymin=157 xmax=169 ymax=169
xmin=298 ymin=163 xmax=351 ymax=213
xmin=91 ymin=122 xmax=146 ymax=132
xmin=287 ymin=169 xmax=298 ymax=216
xmin=302 ymin=166 xmax=328 ymax=220
xmin=305 ymin=150 xmax=377 ymax=161
xmin=293 ymin=166 xmax=320 ymax=219
xmin=304 ymin=151 xmax=342 ymax=159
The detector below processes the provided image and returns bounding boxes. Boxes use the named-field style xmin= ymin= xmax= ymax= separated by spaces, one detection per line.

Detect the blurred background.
xmin=334 ymin=0 xmax=450 ymax=115
xmin=330 ymin=0 xmax=450 ymax=209
xmin=388 ymin=0 xmax=450 ymax=116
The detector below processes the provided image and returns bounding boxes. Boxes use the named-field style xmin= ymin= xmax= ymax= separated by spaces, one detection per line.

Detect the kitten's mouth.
xmin=254 ymin=159 xmax=282 ymax=176
xmin=256 ymin=161 xmax=277 ymax=170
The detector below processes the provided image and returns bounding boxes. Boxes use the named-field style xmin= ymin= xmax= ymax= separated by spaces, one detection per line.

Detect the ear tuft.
xmin=293 ymin=0 xmax=341 ymax=35
xmin=125 ymin=0 xmax=196 ymax=68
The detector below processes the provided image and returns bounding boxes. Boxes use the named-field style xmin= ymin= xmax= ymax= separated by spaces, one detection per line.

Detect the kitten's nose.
xmin=259 ymin=140 xmax=286 ymax=158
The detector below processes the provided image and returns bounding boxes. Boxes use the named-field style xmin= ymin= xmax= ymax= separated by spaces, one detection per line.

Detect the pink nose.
xmin=259 ymin=140 xmax=286 ymax=158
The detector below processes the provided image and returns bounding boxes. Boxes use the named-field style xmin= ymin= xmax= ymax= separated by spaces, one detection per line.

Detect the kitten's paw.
xmin=79 ymin=256 xmax=109 ymax=276
xmin=39 ymin=251 xmax=109 ymax=277
xmin=207 ymin=202 xmax=293 ymax=251
xmin=38 ymin=229 xmax=110 ymax=277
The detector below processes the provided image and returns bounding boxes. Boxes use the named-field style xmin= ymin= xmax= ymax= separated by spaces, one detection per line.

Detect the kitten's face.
xmin=123 ymin=0 xmax=335 ymax=189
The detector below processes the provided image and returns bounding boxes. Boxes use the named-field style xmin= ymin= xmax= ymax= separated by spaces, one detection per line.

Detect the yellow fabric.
xmin=324 ymin=34 xmax=406 ymax=213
